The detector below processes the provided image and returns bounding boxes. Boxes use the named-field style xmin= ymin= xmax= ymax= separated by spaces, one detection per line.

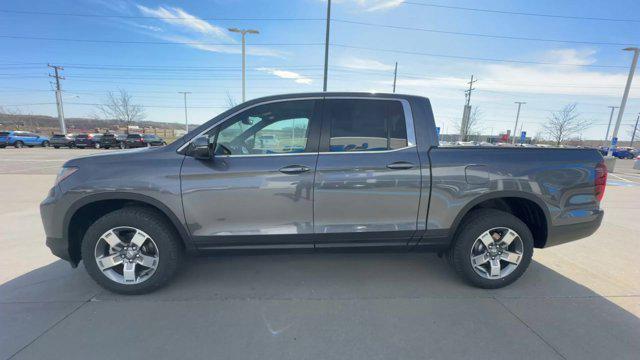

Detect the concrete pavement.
xmin=1 ymin=148 xmax=639 ymax=359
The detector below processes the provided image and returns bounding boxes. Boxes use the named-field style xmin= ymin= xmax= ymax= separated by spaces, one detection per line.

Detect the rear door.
xmin=180 ymin=98 xmax=322 ymax=248
xmin=313 ymin=98 xmax=421 ymax=246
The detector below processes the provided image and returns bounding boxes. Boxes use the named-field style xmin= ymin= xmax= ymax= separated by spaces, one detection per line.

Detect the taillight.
xmin=595 ymin=161 xmax=607 ymax=202
xmin=138 ymin=138 xmax=144 ymax=142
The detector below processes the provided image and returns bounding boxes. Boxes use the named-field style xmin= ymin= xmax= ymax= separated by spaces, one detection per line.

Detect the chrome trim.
xmin=216 ymin=152 xmax=318 ymax=158
xmin=178 ymin=95 xmax=417 ymax=154
xmin=318 ymin=145 xmax=416 ymax=155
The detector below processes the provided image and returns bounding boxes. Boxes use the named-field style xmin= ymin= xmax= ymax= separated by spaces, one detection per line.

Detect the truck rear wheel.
xmin=81 ymin=207 xmax=183 ymax=294
xmin=450 ymin=209 xmax=533 ymax=289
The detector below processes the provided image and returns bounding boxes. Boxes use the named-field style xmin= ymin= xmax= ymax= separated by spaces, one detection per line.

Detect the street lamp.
xmin=512 ymin=102 xmax=526 ymax=144
xmin=228 ymin=28 xmax=259 ymax=103
xmin=608 ymin=47 xmax=639 ymax=157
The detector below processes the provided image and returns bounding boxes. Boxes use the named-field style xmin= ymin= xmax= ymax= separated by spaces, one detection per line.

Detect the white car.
xmin=634 ymin=155 xmax=640 ymax=170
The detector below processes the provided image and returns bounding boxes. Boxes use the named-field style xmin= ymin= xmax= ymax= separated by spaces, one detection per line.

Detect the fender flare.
xmin=447 ymin=190 xmax=551 ymax=241
xmin=63 ymin=192 xmax=195 ymax=251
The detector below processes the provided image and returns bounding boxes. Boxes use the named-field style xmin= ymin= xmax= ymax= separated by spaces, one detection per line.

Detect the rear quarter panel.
xmin=427 ymin=147 xmax=604 ymax=233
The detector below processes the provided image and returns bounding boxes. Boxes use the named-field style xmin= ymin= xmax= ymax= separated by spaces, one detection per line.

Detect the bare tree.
xmin=225 ymin=91 xmax=238 ymax=109
xmin=96 ymin=89 xmax=145 ymax=131
xmin=543 ymin=103 xmax=591 ymax=146
xmin=457 ymin=106 xmax=483 ymax=141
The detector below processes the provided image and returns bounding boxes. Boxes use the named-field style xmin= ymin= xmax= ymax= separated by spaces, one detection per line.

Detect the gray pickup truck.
xmin=40 ymin=92 xmax=607 ymax=294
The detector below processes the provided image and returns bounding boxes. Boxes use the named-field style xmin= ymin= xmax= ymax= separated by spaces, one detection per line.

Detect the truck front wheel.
xmin=81 ymin=207 xmax=183 ymax=294
xmin=450 ymin=209 xmax=534 ymax=289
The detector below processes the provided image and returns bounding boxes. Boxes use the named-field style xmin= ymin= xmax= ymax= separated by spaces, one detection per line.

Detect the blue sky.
xmin=1 ymin=0 xmax=639 ymax=140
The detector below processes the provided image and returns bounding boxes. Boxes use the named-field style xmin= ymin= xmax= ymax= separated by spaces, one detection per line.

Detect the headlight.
xmin=55 ymin=166 xmax=78 ymax=186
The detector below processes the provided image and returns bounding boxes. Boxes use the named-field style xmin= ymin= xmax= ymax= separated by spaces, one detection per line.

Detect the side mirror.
xmin=187 ymin=136 xmax=212 ymax=160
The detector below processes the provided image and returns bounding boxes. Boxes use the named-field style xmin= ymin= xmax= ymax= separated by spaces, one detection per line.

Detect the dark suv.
xmin=100 ymin=133 xmax=129 ymax=149
xmin=75 ymin=134 xmax=102 ymax=148
xmin=124 ymin=134 xmax=166 ymax=148
xmin=50 ymin=134 xmax=76 ymax=148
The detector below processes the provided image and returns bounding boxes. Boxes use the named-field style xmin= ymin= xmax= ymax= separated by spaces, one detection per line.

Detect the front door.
xmin=313 ymin=98 xmax=422 ymax=246
xmin=180 ymin=99 xmax=322 ymax=248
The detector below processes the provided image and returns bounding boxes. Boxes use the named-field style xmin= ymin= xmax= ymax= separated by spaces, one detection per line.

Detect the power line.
xmin=0 ymin=35 xmax=322 ymax=46
xmin=403 ymin=1 xmax=640 ymax=23
xmin=332 ymin=19 xmax=636 ymax=46
xmin=331 ymin=44 xmax=628 ymax=68
xmin=0 ymin=9 xmax=323 ymax=21
xmin=0 ymin=35 xmax=629 ymax=68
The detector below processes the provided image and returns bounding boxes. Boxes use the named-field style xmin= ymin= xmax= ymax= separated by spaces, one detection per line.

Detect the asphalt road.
xmin=1 ymin=147 xmax=639 ymax=360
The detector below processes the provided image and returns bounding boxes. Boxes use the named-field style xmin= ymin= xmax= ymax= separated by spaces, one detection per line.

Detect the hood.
xmin=63 ymin=147 xmax=160 ymax=167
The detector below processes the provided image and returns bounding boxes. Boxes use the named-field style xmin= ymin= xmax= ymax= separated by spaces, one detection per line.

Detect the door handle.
xmin=279 ymin=165 xmax=310 ymax=174
xmin=386 ymin=161 xmax=415 ymax=170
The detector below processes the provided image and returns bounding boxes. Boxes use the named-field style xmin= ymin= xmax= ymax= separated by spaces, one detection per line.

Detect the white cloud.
xmin=360 ymin=0 xmax=405 ymax=12
xmin=383 ymin=49 xmax=637 ymax=98
xmin=132 ymin=23 xmax=163 ymax=32
xmin=542 ymin=48 xmax=597 ymax=66
xmin=328 ymin=0 xmax=404 ymax=12
xmin=136 ymin=5 xmax=233 ymax=41
xmin=337 ymin=57 xmax=395 ymax=71
xmin=257 ymin=68 xmax=313 ymax=84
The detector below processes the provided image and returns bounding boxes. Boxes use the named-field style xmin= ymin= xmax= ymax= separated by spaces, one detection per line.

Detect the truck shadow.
xmin=2 ymin=253 xmax=640 ymax=359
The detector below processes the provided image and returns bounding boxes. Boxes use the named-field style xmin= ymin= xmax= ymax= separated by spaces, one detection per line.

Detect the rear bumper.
xmin=545 ymin=210 xmax=604 ymax=247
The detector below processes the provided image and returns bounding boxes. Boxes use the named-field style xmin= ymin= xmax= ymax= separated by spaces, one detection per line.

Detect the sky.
xmin=1 ymin=0 xmax=640 ymax=140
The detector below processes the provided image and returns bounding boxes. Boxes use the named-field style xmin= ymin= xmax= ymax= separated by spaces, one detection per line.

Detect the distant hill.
xmin=0 ymin=113 xmax=187 ymax=132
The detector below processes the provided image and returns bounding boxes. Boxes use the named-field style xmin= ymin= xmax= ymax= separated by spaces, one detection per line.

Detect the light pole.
xmin=228 ymin=28 xmax=259 ymax=103
xmin=608 ymin=47 xmax=639 ymax=156
xmin=323 ymin=0 xmax=331 ymax=92
xmin=512 ymin=102 xmax=526 ymax=144
xmin=179 ymin=91 xmax=191 ymax=133
xmin=631 ymin=113 xmax=640 ymax=147
xmin=603 ymin=106 xmax=619 ymax=145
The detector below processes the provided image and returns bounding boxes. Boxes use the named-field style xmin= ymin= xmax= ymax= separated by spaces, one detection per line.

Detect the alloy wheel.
xmin=94 ymin=226 xmax=159 ymax=285
xmin=469 ymin=227 xmax=523 ymax=279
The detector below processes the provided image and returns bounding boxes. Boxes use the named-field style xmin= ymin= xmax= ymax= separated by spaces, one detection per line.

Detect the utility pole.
xmin=603 ymin=106 xmax=618 ymax=145
xmin=608 ymin=47 xmax=639 ymax=157
xmin=631 ymin=113 xmax=640 ymax=147
xmin=228 ymin=28 xmax=259 ymax=103
xmin=459 ymin=75 xmax=476 ymax=141
xmin=512 ymin=102 xmax=526 ymax=144
xmin=178 ymin=92 xmax=191 ymax=133
xmin=48 ymin=64 xmax=66 ymax=134
xmin=392 ymin=61 xmax=398 ymax=93
xmin=322 ymin=0 xmax=331 ymax=92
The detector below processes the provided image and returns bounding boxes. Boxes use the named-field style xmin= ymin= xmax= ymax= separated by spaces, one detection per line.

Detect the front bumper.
xmin=545 ymin=210 xmax=604 ymax=247
xmin=40 ymin=186 xmax=76 ymax=266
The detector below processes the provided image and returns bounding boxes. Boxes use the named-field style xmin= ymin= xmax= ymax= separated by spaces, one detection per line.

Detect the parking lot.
xmin=1 ymin=147 xmax=639 ymax=360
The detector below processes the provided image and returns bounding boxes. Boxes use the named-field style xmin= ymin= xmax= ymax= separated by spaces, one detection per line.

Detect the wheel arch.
xmin=64 ymin=192 xmax=194 ymax=265
xmin=449 ymin=191 xmax=550 ymax=249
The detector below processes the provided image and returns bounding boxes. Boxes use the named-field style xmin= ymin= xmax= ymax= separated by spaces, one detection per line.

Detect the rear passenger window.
xmin=326 ymin=99 xmax=408 ymax=152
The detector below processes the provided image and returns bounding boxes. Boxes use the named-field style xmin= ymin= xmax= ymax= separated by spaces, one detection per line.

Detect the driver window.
xmin=213 ymin=100 xmax=315 ymax=155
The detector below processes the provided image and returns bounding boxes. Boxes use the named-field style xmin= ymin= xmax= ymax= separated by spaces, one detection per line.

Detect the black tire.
xmin=104 ymin=146 xmax=110 ymax=149
xmin=68 ymin=142 xmax=75 ymax=148
xmin=450 ymin=209 xmax=534 ymax=289
xmin=81 ymin=207 xmax=183 ymax=294
xmin=41 ymin=140 xmax=50 ymax=147
xmin=14 ymin=141 xmax=24 ymax=148
xmin=54 ymin=146 xmax=60 ymax=149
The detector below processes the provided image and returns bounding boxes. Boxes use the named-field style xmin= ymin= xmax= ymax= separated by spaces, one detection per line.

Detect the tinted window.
xmin=0 ymin=132 xmax=9 ymax=136
xmin=127 ymin=134 xmax=141 ymax=139
xmin=325 ymin=99 xmax=407 ymax=152
xmin=213 ymin=100 xmax=315 ymax=155
xmin=102 ymin=134 xmax=115 ymax=138
xmin=52 ymin=134 xmax=66 ymax=139
xmin=76 ymin=134 xmax=88 ymax=139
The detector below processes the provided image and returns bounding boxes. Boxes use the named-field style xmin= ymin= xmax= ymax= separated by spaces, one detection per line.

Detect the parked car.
xmin=99 ymin=133 xmax=128 ymax=149
xmin=40 ymin=93 xmax=606 ymax=294
xmin=634 ymin=155 xmax=640 ymax=170
xmin=599 ymin=147 xmax=635 ymax=159
xmin=74 ymin=133 xmax=102 ymax=148
xmin=123 ymin=133 xmax=166 ymax=148
xmin=0 ymin=131 xmax=49 ymax=148
xmin=0 ymin=132 xmax=8 ymax=148
xmin=50 ymin=134 xmax=76 ymax=148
